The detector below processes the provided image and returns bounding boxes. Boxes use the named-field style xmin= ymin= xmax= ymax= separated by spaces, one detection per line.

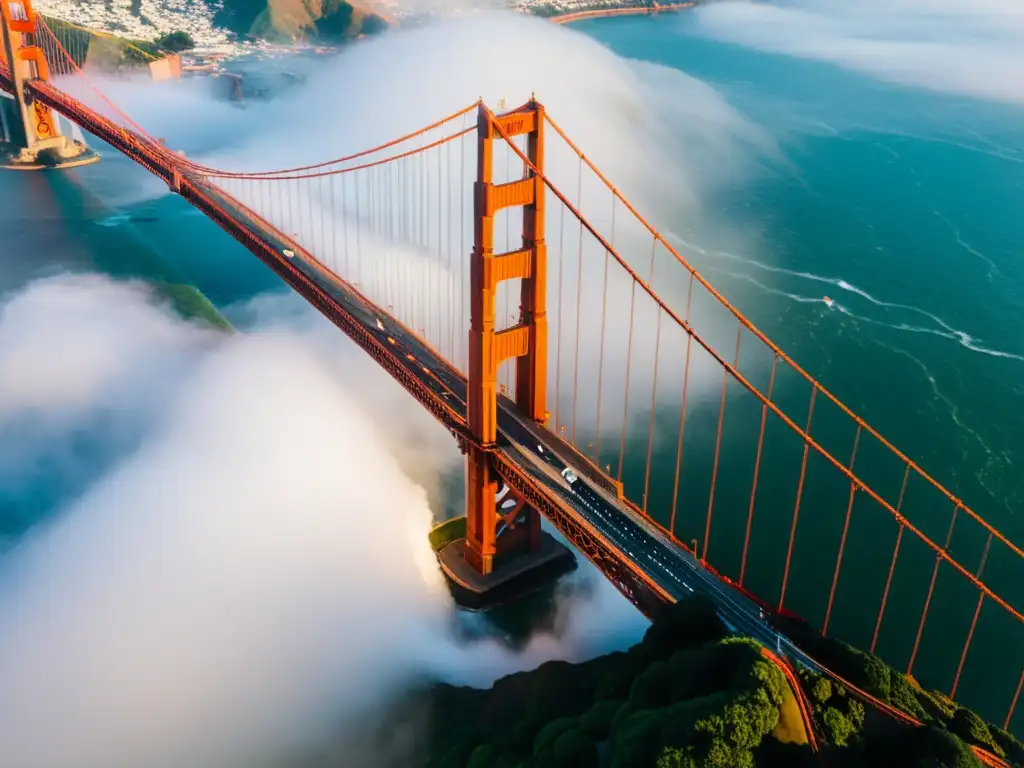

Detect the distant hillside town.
xmin=36 ymin=0 xmax=238 ymax=53
xmin=34 ymin=0 xmax=672 ymax=59
xmin=508 ymin=0 xmax=649 ymax=17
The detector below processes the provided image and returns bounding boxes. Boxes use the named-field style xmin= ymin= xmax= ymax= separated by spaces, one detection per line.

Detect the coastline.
xmin=548 ymin=1 xmax=694 ymax=25
xmin=363 ymin=2 xmax=697 ymax=31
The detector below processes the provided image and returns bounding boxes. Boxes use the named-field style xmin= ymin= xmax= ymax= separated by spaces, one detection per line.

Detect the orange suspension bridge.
xmin=2 ymin=0 xmax=1022 ymax=749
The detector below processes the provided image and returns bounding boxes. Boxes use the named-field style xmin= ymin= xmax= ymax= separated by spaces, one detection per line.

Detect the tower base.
xmin=0 ymin=137 xmax=99 ymax=171
xmin=437 ymin=529 xmax=577 ymax=611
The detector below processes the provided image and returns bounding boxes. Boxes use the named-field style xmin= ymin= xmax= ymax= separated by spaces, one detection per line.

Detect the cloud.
xmin=69 ymin=11 xmax=772 ymax=219
xmin=65 ymin=12 xmax=768 ymax=464
xmin=0 ymin=274 xmax=648 ymax=768
xmin=0 ymin=276 xmax=215 ymax=536
xmin=692 ymin=0 xmax=1024 ymax=105
xmin=0 ymin=274 xmax=212 ymax=421
xmin=3 ymin=20 xmax=777 ymax=756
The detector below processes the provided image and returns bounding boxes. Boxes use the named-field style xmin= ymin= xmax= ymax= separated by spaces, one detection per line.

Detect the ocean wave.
xmin=702 ymin=266 xmax=824 ymax=305
xmin=669 ymin=232 xmax=1024 ymax=363
xmin=932 ymin=210 xmax=999 ymax=280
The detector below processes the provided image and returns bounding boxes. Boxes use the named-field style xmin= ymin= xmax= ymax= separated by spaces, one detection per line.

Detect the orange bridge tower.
xmin=0 ymin=0 xmax=97 ymax=169
xmin=437 ymin=98 xmax=576 ymax=607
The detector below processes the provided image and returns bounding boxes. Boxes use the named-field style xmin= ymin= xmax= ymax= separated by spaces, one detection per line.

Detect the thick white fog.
xmin=56 ymin=12 xmax=777 ymax=456
xmin=0 ymin=276 xmax=648 ymax=768
xmin=73 ymin=13 xmax=768 ymax=212
xmin=692 ymin=0 xmax=1024 ymax=106
xmin=0 ymin=13 xmax=783 ymax=766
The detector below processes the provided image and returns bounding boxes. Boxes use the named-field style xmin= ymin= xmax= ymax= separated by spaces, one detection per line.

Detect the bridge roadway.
xmin=0 ymin=62 xmax=836 ymax=690
xmin=0 ymin=74 xmax=810 ymax=659
xmin=5 ymin=66 xmax=1021 ymax=759
xmin=234 ymin=204 xmax=828 ymax=679
xmin=0 ymin=65 xmax=850 ymax=728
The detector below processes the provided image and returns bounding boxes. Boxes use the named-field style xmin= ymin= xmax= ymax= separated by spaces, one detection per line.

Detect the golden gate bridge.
xmin=1 ymin=0 xmax=1022 ymax=755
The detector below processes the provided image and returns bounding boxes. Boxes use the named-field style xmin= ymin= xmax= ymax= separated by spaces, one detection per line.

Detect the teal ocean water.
xmin=579 ymin=14 xmax=1024 ymax=533
xmin=574 ymin=13 xmax=1024 ymax=728
xmin=1 ymin=12 xmax=1021 ymax=734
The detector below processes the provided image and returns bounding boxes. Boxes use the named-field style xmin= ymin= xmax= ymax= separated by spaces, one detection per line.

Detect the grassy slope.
xmin=217 ymin=0 xmax=388 ymax=43
xmin=41 ymin=16 xmax=165 ymax=70
xmin=429 ymin=516 xmax=468 ymax=553
xmin=160 ymin=282 xmax=234 ymax=331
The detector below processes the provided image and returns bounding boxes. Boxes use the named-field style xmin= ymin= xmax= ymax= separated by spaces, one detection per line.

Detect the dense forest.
xmin=414 ymin=595 xmax=1023 ymax=768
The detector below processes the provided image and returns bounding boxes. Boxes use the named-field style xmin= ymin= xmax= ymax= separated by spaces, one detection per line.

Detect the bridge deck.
xmin=2 ymin=60 xmax=1018 ymax=746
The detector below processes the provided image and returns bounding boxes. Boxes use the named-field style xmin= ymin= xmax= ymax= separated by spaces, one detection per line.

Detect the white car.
xmin=561 ymin=467 xmax=578 ymax=485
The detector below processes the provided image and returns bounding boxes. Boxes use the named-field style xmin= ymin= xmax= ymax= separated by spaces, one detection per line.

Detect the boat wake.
xmin=97 ymin=213 xmax=130 ymax=228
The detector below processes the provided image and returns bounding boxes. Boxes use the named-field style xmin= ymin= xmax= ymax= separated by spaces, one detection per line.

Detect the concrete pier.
xmin=437 ymin=528 xmax=577 ymax=611
xmin=0 ymin=138 xmax=98 ymax=170
xmin=0 ymin=94 xmax=98 ymax=171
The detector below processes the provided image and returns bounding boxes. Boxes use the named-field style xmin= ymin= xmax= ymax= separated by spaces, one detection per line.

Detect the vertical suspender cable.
xmin=669 ymin=273 xmax=695 ymax=539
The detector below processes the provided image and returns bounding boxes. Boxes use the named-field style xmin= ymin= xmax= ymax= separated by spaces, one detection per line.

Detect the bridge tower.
xmin=438 ymin=98 xmax=576 ymax=607
xmin=0 ymin=0 xmax=97 ymax=170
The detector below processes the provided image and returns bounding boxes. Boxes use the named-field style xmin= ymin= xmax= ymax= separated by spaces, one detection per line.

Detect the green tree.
xmin=821 ymin=707 xmax=855 ymax=747
xmin=629 ymin=661 xmax=672 ymax=710
xmin=612 ymin=709 xmax=664 ymax=768
xmin=888 ymin=673 xmax=928 ymax=721
xmin=656 ymin=747 xmax=696 ymax=768
xmin=551 ymin=729 xmax=599 ymax=768
xmin=989 ymin=725 xmax=1024 ymax=765
xmin=155 ymin=31 xmax=195 ymax=52
xmin=595 ymin=657 xmax=634 ymax=701
xmin=638 ymin=596 xmax=725 ymax=664
xmin=467 ymin=743 xmax=498 ymax=768
xmin=845 ymin=698 xmax=865 ymax=733
xmin=360 ymin=13 xmax=388 ymax=35
xmin=313 ymin=1 xmax=354 ymax=39
xmin=810 ymin=676 xmax=832 ymax=704
xmin=695 ymin=689 xmax=780 ymax=751
xmin=534 ymin=717 xmax=579 ymax=766
xmin=579 ymin=699 xmax=621 ymax=741
xmin=949 ymin=707 xmax=1003 ymax=757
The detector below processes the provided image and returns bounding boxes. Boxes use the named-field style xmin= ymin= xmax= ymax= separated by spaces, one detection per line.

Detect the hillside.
xmin=41 ymin=16 xmax=194 ymax=71
xmin=35 ymin=0 xmax=387 ymax=54
xmin=412 ymin=595 xmax=1023 ymax=768
xmin=215 ymin=0 xmax=389 ymax=43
